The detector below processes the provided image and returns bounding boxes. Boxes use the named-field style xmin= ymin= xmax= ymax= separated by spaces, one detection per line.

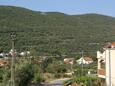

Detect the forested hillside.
xmin=0 ymin=6 xmax=115 ymax=56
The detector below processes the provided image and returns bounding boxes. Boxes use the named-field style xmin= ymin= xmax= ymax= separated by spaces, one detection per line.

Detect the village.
xmin=0 ymin=42 xmax=115 ymax=86
xmin=0 ymin=1 xmax=115 ymax=86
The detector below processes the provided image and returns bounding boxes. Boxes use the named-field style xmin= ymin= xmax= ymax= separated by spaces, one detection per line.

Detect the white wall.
xmin=97 ymin=51 xmax=105 ymax=69
xmin=105 ymin=49 xmax=115 ymax=86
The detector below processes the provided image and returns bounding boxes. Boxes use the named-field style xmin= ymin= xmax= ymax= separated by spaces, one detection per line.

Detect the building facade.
xmin=97 ymin=42 xmax=115 ymax=86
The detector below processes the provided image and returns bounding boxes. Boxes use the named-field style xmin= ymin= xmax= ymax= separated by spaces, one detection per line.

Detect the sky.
xmin=0 ymin=0 xmax=115 ymax=17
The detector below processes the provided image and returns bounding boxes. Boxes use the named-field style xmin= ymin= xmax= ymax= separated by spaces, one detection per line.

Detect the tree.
xmin=15 ymin=64 xmax=34 ymax=86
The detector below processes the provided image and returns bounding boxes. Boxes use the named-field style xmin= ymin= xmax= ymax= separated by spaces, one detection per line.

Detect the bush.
xmin=32 ymin=73 xmax=44 ymax=84
xmin=15 ymin=64 xmax=34 ymax=86
xmin=63 ymin=76 xmax=99 ymax=86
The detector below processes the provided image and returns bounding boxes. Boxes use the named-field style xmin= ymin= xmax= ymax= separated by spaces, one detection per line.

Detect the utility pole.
xmin=10 ymin=32 xmax=16 ymax=86
xmin=81 ymin=50 xmax=84 ymax=76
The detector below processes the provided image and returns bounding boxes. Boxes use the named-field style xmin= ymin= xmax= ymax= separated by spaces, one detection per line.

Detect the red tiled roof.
xmin=83 ymin=57 xmax=93 ymax=61
xmin=105 ymin=42 xmax=115 ymax=48
xmin=111 ymin=42 xmax=115 ymax=46
xmin=0 ymin=60 xmax=8 ymax=66
xmin=64 ymin=58 xmax=74 ymax=64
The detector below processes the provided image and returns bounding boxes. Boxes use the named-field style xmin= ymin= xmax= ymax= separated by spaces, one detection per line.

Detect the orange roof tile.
xmin=111 ymin=42 xmax=115 ymax=46
xmin=105 ymin=42 xmax=115 ymax=48
xmin=83 ymin=57 xmax=93 ymax=61
xmin=0 ymin=60 xmax=8 ymax=66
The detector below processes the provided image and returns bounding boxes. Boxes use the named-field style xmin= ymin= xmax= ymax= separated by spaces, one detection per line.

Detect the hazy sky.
xmin=0 ymin=0 xmax=115 ymax=17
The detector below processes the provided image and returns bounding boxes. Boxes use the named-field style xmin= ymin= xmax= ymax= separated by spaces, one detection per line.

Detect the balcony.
xmin=98 ymin=69 xmax=105 ymax=78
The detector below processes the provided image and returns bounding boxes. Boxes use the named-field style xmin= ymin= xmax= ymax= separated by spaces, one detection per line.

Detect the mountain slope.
xmin=0 ymin=6 xmax=115 ymax=56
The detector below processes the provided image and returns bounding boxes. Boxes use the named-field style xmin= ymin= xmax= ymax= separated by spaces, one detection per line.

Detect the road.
xmin=31 ymin=78 xmax=70 ymax=86
xmin=49 ymin=78 xmax=70 ymax=86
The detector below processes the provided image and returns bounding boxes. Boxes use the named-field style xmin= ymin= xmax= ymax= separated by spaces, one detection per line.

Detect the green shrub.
xmin=63 ymin=76 xmax=99 ymax=86
xmin=32 ymin=73 xmax=44 ymax=84
xmin=15 ymin=64 xmax=34 ymax=86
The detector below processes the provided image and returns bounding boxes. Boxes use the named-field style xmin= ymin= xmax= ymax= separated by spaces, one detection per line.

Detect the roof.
xmin=104 ymin=42 xmax=115 ymax=48
xmin=83 ymin=57 xmax=93 ymax=61
xmin=64 ymin=58 xmax=74 ymax=64
xmin=0 ymin=59 xmax=8 ymax=67
xmin=111 ymin=42 xmax=115 ymax=46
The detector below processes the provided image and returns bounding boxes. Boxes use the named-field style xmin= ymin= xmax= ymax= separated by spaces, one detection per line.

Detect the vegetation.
xmin=63 ymin=76 xmax=98 ymax=86
xmin=15 ymin=63 xmax=34 ymax=86
xmin=0 ymin=56 xmax=70 ymax=85
xmin=0 ymin=5 xmax=114 ymax=86
xmin=0 ymin=6 xmax=115 ymax=57
xmin=0 ymin=58 xmax=44 ymax=86
xmin=63 ymin=60 xmax=98 ymax=86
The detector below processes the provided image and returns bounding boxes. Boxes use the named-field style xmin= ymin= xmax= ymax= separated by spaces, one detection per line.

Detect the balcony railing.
xmin=98 ymin=69 xmax=105 ymax=78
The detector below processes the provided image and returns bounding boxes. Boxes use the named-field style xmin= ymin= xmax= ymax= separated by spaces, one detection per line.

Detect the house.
xmin=64 ymin=58 xmax=74 ymax=65
xmin=20 ymin=51 xmax=30 ymax=56
xmin=0 ymin=59 xmax=8 ymax=67
xmin=0 ymin=52 xmax=5 ymax=58
xmin=76 ymin=57 xmax=93 ymax=64
xmin=97 ymin=42 xmax=115 ymax=86
xmin=64 ymin=58 xmax=74 ymax=75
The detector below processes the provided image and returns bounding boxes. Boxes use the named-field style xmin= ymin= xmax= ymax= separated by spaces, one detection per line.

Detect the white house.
xmin=0 ymin=53 xmax=5 ymax=58
xmin=64 ymin=58 xmax=74 ymax=65
xmin=97 ymin=42 xmax=115 ymax=86
xmin=19 ymin=51 xmax=30 ymax=57
xmin=76 ymin=57 xmax=93 ymax=64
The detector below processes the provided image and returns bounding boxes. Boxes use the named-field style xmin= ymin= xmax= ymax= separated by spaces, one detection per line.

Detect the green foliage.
xmin=0 ymin=6 xmax=115 ymax=57
xmin=73 ymin=76 xmax=98 ymax=84
xmin=29 ymin=47 xmax=38 ymax=57
xmin=41 ymin=57 xmax=53 ymax=72
xmin=46 ymin=61 xmax=67 ymax=74
xmin=32 ymin=73 xmax=44 ymax=84
xmin=0 ymin=66 xmax=11 ymax=86
xmin=31 ymin=63 xmax=45 ymax=84
xmin=73 ymin=60 xmax=97 ymax=77
xmin=0 ymin=68 xmax=4 ymax=82
xmin=15 ymin=64 xmax=34 ymax=86
xmin=63 ymin=76 xmax=98 ymax=86
xmin=45 ymin=61 xmax=68 ymax=78
xmin=0 ymin=58 xmax=44 ymax=86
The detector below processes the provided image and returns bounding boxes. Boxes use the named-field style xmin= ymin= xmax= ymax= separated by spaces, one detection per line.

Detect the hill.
xmin=0 ymin=6 xmax=115 ymax=56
